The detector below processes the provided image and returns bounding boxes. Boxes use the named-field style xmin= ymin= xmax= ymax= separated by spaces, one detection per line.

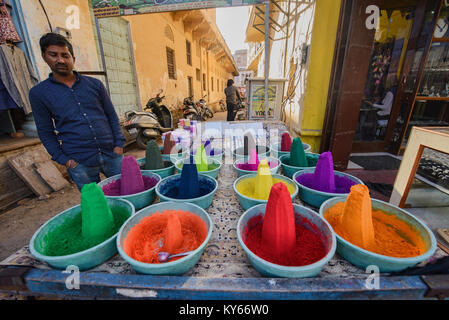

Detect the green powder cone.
xmin=80 ymin=183 xmax=115 ymax=247
xmin=144 ymin=140 xmax=164 ymax=170
xmin=289 ymin=137 xmax=308 ymax=167
xmin=195 ymin=145 xmax=209 ymax=172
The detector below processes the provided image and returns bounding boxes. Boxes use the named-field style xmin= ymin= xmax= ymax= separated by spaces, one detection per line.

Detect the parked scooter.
xmin=196 ymin=95 xmax=214 ymax=120
xmin=219 ymin=99 xmax=226 ymax=112
xmin=182 ymin=96 xmax=202 ymax=121
xmin=124 ymin=89 xmax=173 ymax=149
xmin=235 ymin=100 xmax=246 ymax=121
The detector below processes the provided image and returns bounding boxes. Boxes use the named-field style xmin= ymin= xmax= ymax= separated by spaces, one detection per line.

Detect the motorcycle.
xmin=196 ymin=95 xmax=214 ymax=120
xmin=235 ymin=100 xmax=246 ymax=121
xmin=219 ymin=99 xmax=226 ymax=112
xmin=182 ymin=96 xmax=202 ymax=121
xmin=124 ymin=89 xmax=173 ymax=149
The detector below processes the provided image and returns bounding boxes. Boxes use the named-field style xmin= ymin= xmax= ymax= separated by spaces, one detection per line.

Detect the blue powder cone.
xmin=178 ymin=155 xmax=200 ymax=199
xmin=311 ymin=151 xmax=335 ymax=193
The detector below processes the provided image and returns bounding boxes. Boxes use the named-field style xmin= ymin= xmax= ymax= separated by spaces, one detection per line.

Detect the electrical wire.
xmin=38 ymin=0 xmax=52 ymax=32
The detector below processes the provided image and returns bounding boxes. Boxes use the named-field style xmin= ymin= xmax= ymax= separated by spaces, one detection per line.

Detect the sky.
xmin=216 ymin=6 xmax=251 ymax=54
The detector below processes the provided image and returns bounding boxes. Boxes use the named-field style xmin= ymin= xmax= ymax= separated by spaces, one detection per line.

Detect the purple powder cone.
xmin=204 ymin=140 xmax=214 ymax=156
xmin=311 ymin=151 xmax=335 ymax=193
xmin=120 ymin=156 xmax=145 ymax=195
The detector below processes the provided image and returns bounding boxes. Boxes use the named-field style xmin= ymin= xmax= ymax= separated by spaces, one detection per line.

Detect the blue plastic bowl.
xmin=174 ymin=158 xmax=222 ymax=179
xmin=237 ymin=203 xmax=336 ymax=278
xmin=159 ymin=145 xmax=188 ymax=162
xmin=279 ymin=153 xmax=320 ymax=178
xmin=98 ymin=171 xmax=161 ymax=210
xmin=233 ymin=145 xmax=271 ymax=160
xmin=116 ymin=202 xmax=213 ymax=275
xmin=136 ymin=157 xmax=175 ymax=179
xmin=233 ymin=173 xmax=299 ymax=210
xmin=156 ymin=173 xmax=218 ymax=209
xmin=271 ymin=142 xmax=312 ymax=159
xmin=293 ymin=169 xmax=365 ymax=208
xmin=233 ymin=157 xmax=281 ymax=177
xmin=319 ymin=197 xmax=437 ymax=273
xmin=29 ymin=198 xmax=135 ymax=270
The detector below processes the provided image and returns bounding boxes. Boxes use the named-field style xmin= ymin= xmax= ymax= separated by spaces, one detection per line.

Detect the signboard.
xmin=91 ymin=0 xmax=265 ymax=18
xmin=249 ymin=84 xmax=276 ymax=119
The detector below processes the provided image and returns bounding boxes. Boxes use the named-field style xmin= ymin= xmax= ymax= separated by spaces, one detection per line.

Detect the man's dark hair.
xmin=227 ymin=79 xmax=234 ymax=87
xmin=39 ymin=33 xmax=74 ymax=57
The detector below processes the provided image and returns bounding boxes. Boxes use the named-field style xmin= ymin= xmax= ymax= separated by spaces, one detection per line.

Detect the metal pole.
xmin=264 ymin=0 xmax=270 ymax=120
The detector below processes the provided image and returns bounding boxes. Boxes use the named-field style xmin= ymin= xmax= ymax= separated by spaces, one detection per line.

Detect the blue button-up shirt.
xmin=29 ymin=71 xmax=125 ymax=166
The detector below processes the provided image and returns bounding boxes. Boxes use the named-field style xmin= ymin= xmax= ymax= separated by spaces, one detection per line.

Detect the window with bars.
xmin=196 ymin=68 xmax=201 ymax=81
xmin=166 ymin=47 xmax=176 ymax=80
xmin=203 ymin=73 xmax=206 ymax=91
xmin=186 ymin=40 xmax=192 ymax=66
xmin=187 ymin=76 xmax=193 ymax=97
xmin=211 ymin=77 xmax=214 ymax=91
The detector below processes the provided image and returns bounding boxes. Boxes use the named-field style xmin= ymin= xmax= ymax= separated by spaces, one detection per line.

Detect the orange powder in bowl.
xmin=123 ymin=210 xmax=208 ymax=263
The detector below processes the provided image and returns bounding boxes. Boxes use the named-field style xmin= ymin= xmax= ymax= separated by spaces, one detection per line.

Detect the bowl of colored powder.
xmin=190 ymin=148 xmax=224 ymax=163
xmin=320 ymin=186 xmax=437 ymax=272
xmin=155 ymin=173 xmax=218 ymax=209
xmin=234 ymin=173 xmax=298 ymax=210
xmin=98 ymin=171 xmax=161 ymax=210
xmin=117 ymin=202 xmax=212 ymax=275
xmin=279 ymin=153 xmax=320 ymax=178
xmin=137 ymin=158 xmax=175 ymax=179
xmin=233 ymin=145 xmax=271 ymax=160
xmin=174 ymin=158 xmax=222 ymax=179
xmin=160 ymin=145 xmax=188 ymax=163
xmin=30 ymin=197 xmax=134 ymax=270
xmin=293 ymin=169 xmax=364 ymax=208
xmin=233 ymin=157 xmax=281 ymax=177
xmin=271 ymin=142 xmax=311 ymax=159
xmin=237 ymin=202 xmax=336 ymax=278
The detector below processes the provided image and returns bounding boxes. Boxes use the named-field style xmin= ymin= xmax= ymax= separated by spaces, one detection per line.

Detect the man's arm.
xmin=97 ymin=80 xmax=125 ymax=150
xmin=29 ymin=89 xmax=70 ymax=166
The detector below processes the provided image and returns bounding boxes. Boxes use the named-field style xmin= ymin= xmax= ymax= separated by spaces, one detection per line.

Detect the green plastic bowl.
xmin=156 ymin=173 xmax=218 ymax=209
xmin=233 ymin=145 xmax=271 ymax=160
xmin=271 ymin=142 xmax=312 ymax=159
xmin=174 ymin=158 xmax=222 ymax=179
xmin=98 ymin=171 xmax=161 ymax=210
xmin=29 ymin=198 xmax=135 ymax=271
xmin=136 ymin=157 xmax=175 ymax=179
xmin=159 ymin=145 xmax=188 ymax=162
xmin=292 ymin=169 xmax=365 ymax=208
xmin=233 ymin=156 xmax=281 ymax=177
xmin=319 ymin=197 xmax=437 ymax=273
xmin=117 ymin=202 xmax=213 ymax=275
xmin=237 ymin=203 xmax=336 ymax=278
xmin=233 ymin=173 xmax=298 ymax=210
xmin=279 ymin=153 xmax=320 ymax=178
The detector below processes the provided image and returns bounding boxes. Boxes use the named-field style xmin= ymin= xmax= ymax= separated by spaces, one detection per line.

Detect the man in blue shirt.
xmin=29 ymin=33 xmax=125 ymax=191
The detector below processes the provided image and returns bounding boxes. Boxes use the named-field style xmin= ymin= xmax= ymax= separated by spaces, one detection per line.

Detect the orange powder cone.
xmin=340 ymin=184 xmax=375 ymax=250
xmin=162 ymin=213 xmax=184 ymax=253
xmin=261 ymin=183 xmax=296 ymax=256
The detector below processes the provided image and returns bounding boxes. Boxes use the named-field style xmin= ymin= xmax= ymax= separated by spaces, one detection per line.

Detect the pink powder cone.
xmin=281 ymin=133 xmax=292 ymax=152
xmin=247 ymin=148 xmax=260 ymax=171
xmin=120 ymin=156 xmax=146 ymax=195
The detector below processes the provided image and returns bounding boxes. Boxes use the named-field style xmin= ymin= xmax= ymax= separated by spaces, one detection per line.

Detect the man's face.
xmin=42 ymin=45 xmax=75 ymax=76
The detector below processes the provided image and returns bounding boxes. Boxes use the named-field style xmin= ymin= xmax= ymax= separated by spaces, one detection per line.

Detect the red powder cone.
xmin=162 ymin=212 xmax=184 ymax=254
xmin=163 ymin=132 xmax=177 ymax=154
xmin=120 ymin=156 xmax=145 ymax=195
xmin=261 ymin=183 xmax=296 ymax=257
xmin=280 ymin=132 xmax=292 ymax=152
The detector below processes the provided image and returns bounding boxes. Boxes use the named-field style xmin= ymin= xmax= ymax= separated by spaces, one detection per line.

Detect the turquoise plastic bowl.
xmin=292 ymin=169 xmax=365 ymax=208
xmin=319 ymin=197 xmax=437 ymax=273
xmin=237 ymin=203 xmax=336 ymax=278
xmin=233 ymin=157 xmax=281 ymax=177
xmin=136 ymin=157 xmax=175 ymax=179
xmin=271 ymin=142 xmax=312 ymax=158
xmin=233 ymin=173 xmax=299 ymax=210
xmin=159 ymin=145 xmax=188 ymax=162
xmin=156 ymin=173 xmax=218 ymax=209
xmin=29 ymin=198 xmax=135 ymax=271
xmin=116 ymin=202 xmax=213 ymax=275
xmin=98 ymin=171 xmax=161 ymax=210
xmin=174 ymin=158 xmax=222 ymax=179
xmin=279 ymin=153 xmax=320 ymax=178
xmin=233 ymin=145 xmax=271 ymax=160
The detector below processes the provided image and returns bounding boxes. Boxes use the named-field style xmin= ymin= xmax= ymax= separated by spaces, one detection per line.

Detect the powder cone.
xmin=311 ymin=151 xmax=335 ymax=193
xmin=204 ymin=139 xmax=214 ymax=156
xmin=80 ymin=183 xmax=114 ymax=246
xmin=194 ymin=145 xmax=209 ymax=172
xmin=340 ymin=184 xmax=375 ymax=250
xmin=247 ymin=148 xmax=260 ymax=171
xmin=178 ymin=155 xmax=200 ymax=199
xmin=162 ymin=212 xmax=184 ymax=253
xmin=144 ymin=140 xmax=164 ymax=170
xmin=163 ymin=132 xmax=177 ymax=154
xmin=120 ymin=156 xmax=145 ymax=195
xmin=243 ymin=132 xmax=257 ymax=156
xmin=289 ymin=137 xmax=308 ymax=167
xmin=254 ymin=159 xmax=274 ymax=200
xmin=280 ymin=132 xmax=292 ymax=152
xmin=261 ymin=183 xmax=296 ymax=256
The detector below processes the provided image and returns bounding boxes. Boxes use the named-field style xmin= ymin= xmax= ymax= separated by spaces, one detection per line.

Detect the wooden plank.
xmin=33 ymin=161 xmax=69 ymax=192
xmin=7 ymin=150 xmax=53 ymax=197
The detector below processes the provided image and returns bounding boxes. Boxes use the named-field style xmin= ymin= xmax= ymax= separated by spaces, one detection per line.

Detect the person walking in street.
xmin=29 ymin=33 xmax=125 ymax=191
xmin=224 ymin=79 xmax=241 ymax=121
